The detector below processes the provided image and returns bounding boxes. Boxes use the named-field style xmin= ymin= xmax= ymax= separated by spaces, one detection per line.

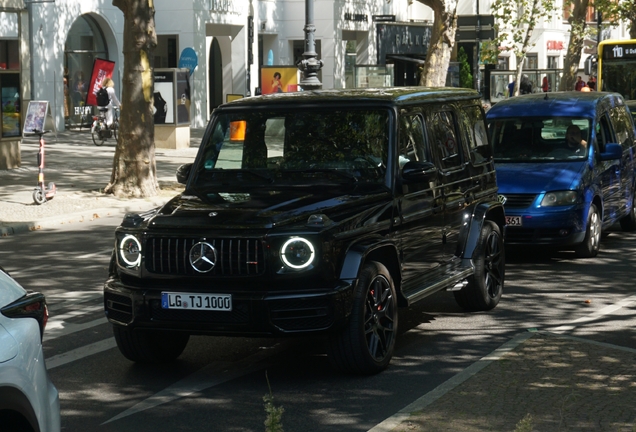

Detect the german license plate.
xmin=161 ymin=292 xmax=232 ymax=311
xmin=505 ymin=216 xmax=522 ymax=226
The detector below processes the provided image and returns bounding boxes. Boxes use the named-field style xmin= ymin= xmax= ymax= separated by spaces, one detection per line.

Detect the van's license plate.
xmin=505 ymin=216 xmax=522 ymax=226
xmin=161 ymin=292 xmax=232 ymax=311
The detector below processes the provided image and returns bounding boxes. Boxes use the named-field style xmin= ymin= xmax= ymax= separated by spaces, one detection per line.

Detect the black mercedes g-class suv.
xmin=105 ymin=87 xmax=505 ymax=375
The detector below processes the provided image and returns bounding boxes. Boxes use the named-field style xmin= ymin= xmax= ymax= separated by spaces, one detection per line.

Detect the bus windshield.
xmin=600 ymin=60 xmax=636 ymax=100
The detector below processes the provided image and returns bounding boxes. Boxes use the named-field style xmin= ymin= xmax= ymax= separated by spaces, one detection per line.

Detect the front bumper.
xmin=104 ymin=278 xmax=354 ymax=337
xmin=504 ymin=205 xmax=586 ymax=246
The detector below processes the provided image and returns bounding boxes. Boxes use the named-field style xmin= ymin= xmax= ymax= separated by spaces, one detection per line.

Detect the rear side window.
xmin=609 ymin=106 xmax=634 ymax=150
xmin=461 ymin=105 xmax=491 ymax=164
xmin=398 ymin=113 xmax=428 ymax=168
xmin=427 ymin=110 xmax=462 ymax=170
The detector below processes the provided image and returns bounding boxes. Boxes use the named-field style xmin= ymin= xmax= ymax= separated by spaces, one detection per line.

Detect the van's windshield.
xmin=489 ymin=117 xmax=591 ymax=162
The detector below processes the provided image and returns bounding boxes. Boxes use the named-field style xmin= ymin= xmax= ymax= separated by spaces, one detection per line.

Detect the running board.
xmin=404 ymin=267 xmax=474 ymax=305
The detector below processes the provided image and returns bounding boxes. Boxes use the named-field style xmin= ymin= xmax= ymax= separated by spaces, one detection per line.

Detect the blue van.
xmin=486 ymin=91 xmax=636 ymax=257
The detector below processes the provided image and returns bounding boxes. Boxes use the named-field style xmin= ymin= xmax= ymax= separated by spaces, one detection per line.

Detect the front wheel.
xmin=32 ymin=187 xmax=46 ymax=205
xmin=113 ymin=326 xmax=190 ymax=363
xmin=454 ymin=220 xmax=504 ymax=311
xmin=327 ymin=261 xmax=398 ymax=375
xmin=112 ymin=121 xmax=118 ymax=141
xmin=92 ymin=122 xmax=105 ymax=146
xmin=575 ymin=204 xmax=601 ymax=258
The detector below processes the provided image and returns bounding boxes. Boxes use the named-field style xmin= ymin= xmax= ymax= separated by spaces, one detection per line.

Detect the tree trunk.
xmin=511 ymin=5 xmax=538 ymax=97
xmin=559 ymin=0 xmax=589 ymax=91
xmin=418 ymin=0 xmax=458 ymax=87
xmin=105 ymin=0 xmax=158 ymax=198
xmin=631 ymin=19 xmax=636 ymax=39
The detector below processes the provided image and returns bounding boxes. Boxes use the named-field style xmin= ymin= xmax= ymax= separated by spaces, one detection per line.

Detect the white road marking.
xmin=44 ymin=317 xmax=108 ymax=341
xmin=549 ymin=294 xmax=636 ymax=333
xmin=46 ymin=338 xmax=117 ymax=370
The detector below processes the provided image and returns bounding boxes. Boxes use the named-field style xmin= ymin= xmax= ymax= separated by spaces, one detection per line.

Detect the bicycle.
xmin=91 ymin=107 xmax=119 ymax=146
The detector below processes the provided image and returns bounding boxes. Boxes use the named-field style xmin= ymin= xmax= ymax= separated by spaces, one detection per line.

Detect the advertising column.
xmin=154 ymin=68 xmax=191 ymax=149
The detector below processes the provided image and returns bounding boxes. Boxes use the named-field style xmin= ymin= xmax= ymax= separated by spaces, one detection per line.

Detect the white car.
xmin=0 ymin=267 xmax=60 ymax=432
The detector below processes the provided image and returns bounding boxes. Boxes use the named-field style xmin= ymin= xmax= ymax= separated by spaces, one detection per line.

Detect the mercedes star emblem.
xmin=189 ymin=242 xmax=217 ymax=273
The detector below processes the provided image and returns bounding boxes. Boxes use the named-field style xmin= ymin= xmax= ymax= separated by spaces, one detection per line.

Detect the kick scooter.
xmin=32 ymin=129 xmax=56 ymax=205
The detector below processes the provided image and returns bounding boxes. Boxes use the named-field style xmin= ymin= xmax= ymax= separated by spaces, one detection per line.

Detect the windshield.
xmin=192 ymin=108 xmax=390 ymax=187
xmin=489 ymin=117 xmax=591 ymax=162
xmin=601 ymin=61 xmax=636 ymax=100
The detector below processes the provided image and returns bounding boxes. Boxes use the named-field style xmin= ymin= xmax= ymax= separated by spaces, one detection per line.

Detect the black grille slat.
xmin=502 ymin=194 xmax=537 ymax=209
xmin=145 ymin=237 xmax=265 ymax=276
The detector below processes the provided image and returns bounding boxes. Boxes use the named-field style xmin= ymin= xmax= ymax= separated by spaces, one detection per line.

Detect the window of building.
xmin=156 ymin=35 xmax=178 ymax=68
xmin=497 ymin=56 xmax=509 ymax=70
xmin=524 ymin=54 xmax=538 ymax=69
xmin=1 ymin=73 xmax=21 ymax=137
xmin=0 ymin=40 xmax=19 ymax=70
xmin=547 ymin=55 xmax=559 ymax=69
xmin=64 ymin=15 xmax=108 ymax=128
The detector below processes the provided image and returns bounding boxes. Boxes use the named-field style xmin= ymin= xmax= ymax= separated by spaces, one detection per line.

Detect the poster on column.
xmin=86 ymin=58 xmax=116 ymax=106
xmin=260 ymin=66 xmax=300 ymax=94
xmin=176 ymin=69 xmax=191 ymax=125
xmin=154 ymin=70 xmax=174 ymax=124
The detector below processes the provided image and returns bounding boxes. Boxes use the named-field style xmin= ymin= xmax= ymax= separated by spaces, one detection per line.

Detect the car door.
xmin=596 ymin=112 xmax=621 ymax=221
xmin=424 ymin=106 xmax=470 ymax=265
xmin=609 ymin=105 xmax=636 ymax=218
xmin=396 ymin=110 xmax=446 ymax=295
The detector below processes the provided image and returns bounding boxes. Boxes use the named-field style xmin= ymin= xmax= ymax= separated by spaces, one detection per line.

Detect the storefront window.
xmin=1 ymin=73 xmax=21 ymax=137
xmin=0 ymin=40 xmax=19 ymax=70
xmin=64 ymin=15 xmax=108 ymax=128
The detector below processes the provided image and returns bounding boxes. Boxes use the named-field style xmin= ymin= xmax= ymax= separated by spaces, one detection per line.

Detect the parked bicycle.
xmin=91 ymin=107 xmax=118 ymax=146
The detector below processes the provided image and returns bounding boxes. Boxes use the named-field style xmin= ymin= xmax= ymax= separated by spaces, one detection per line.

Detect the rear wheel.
xmin=454 ymin=220 xmax=504 ymax=311
xmin=32 ymin=187 xmax=46 ymax=205
xmin=328 ymin=261 xmax=398 ymax=375
xmin=575 ymin=204 xmax=601 ymax=258
xmin=113 ymin=326 xmax=190 ymax=363
xmin=112 ymin=120 xmax=118 ymax=141
xmin=92 ymin=123 xmax=105 ymax=146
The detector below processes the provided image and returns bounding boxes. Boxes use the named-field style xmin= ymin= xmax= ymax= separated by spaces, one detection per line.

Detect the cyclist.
xmin=101 ymin=78 xmax=121 ymax=128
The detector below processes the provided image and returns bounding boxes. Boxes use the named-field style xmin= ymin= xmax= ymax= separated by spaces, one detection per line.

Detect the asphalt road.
xmin=2 ymin=216 xmax=636 ymax=431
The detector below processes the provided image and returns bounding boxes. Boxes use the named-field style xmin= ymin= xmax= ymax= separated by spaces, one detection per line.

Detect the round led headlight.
xmin=119 ymin=235 xmax=142 ymax=267
xmin=280 ymin=237 xmax=315 ymax=269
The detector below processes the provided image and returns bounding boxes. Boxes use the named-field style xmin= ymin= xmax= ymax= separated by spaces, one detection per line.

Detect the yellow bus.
xmin=597 ymin=39 xmax=636 ymax=100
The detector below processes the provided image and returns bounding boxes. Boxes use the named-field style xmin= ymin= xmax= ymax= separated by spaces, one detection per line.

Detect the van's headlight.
xmin=280 ymin=237 xmax=315 ymax=269
xmin=119 ymin=234 xmax=142 ymax=268
xmin=540 ymin=191 xmax=579 ymax=207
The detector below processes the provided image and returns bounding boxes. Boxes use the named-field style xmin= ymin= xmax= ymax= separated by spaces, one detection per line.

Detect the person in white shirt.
xmin=101 ymin=78 xmax=121 ymax=128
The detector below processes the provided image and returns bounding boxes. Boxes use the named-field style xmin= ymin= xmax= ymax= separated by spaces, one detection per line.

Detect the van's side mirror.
xmin=599 ymin=143 xmax=622 ymax=161
xmin=176 ymin=163 xmax=193 ymax=184
xmin=402 ymin=161 xmax=438 ymax=182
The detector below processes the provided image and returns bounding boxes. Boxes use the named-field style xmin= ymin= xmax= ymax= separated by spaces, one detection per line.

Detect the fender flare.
xmin=460 ymin=201 xmax=505 ymax=260
xmin=338 ymin=238 xmax=400 ymax=283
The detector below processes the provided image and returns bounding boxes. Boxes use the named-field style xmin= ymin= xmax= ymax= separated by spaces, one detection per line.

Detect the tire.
xmin=113 ymin=121 xmax=118 ymax=141
xmin=620 ymin=189 xmax=636 ymax=231
xmin=113 ymin=326 xmax=190 ymax=363
xmin=92 ymin=123 xmax=105 ymax=146
xmin=327 ymin=261 xmax=398 ymax=375
xmin=575 ymin=204 xmax=601 ymax=258
xmin=32 ymin=187 xmax=46 ymax=205
xmin=454 ymin=220 xmax=504 ymax=311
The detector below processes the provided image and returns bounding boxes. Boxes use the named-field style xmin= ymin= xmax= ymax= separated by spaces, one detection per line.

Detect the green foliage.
xmin=594 ymin=0 xmax=636 ymax=38
xmin=458 ymin=47 xmax=473 ymax=89
xmin=264 ymin=371 xmax=284 ymax=432
xmin=514 ymin=414 xmax=534 ymax=432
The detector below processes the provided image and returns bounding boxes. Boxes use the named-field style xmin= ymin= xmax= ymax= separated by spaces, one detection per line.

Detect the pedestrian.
xmin=101 ymin=78 xmax=121 ymax=128
xmin=587 ymin=76 xmax=597 ymax=91
xmin=508 ymin=80 xmax=516 ymax=97
xmin=542 ymin=76 xmax=550 ymax=92
xmin=575 ymin=76 xmax=585 ymax=91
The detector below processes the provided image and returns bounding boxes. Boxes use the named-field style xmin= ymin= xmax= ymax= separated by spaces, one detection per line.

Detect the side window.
xmin=398 ymin=113 xmax=428 ymax=168
xmin=427 ymin=110 xmax=462 ymax=170
xmin=610 ymin=106 xmax=634 ymax=150
xmin=596 ymin=115 xmax=613 ymax=153
xmin=461 ymin=104 xmax=491 ymax=164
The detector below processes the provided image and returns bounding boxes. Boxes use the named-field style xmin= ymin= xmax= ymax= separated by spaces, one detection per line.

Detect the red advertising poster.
xmin=86 ymin=59 xmax=116 ymax=106
xmin=260 ymin=66 xmax=299 ymax=95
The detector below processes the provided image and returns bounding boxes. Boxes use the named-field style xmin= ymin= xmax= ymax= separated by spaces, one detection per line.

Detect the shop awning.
xmin=387 ymin=55 xmax=427 ymax=65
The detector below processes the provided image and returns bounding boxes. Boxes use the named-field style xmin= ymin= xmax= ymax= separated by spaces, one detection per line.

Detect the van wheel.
xmin=575 ymin=204 xmax=601 ymax=258
xmin=113 ymin=326 xmax=190 ymax=363
xmin=327 ymin=261 xmax=398 ymax=375
xmin=454 ymin=220 xmax=504 ymax=311
xmin=620 ymin=190 xmax=636 ymax=231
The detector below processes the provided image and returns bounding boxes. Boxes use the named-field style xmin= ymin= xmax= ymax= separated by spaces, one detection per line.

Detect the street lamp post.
xmin=247 ymin=0 xmax=254 ymax=96
xmin=297 ymin=0 xmax=323 ymax=90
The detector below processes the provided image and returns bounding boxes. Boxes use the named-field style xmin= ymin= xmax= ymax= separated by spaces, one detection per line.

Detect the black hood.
xmin=143 ymin=185 xmax=391 ymax=230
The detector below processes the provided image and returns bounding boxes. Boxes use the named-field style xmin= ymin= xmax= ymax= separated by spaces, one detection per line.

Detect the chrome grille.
xmin=145 ymin=237 xmax=265 ymax=276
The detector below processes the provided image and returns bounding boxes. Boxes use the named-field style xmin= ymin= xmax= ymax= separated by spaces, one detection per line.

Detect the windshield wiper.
xmin=286 ymin=168 xmax=358 ymax=183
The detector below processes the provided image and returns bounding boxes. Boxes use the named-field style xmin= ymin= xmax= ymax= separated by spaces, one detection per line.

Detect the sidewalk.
xmin=2 ymin=129 xmax=636 ymax=432
xmin=0 ymin=128 xmax=203 ymax=236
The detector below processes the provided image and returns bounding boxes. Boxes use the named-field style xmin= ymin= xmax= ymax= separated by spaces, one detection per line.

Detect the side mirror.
xmin=599 ymin=143 xmax=622 ymax=161
xmin=402 ymin=161 xmax=438 ymax=182
xmin=176 ymin=163 xmax=193 ymax=184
